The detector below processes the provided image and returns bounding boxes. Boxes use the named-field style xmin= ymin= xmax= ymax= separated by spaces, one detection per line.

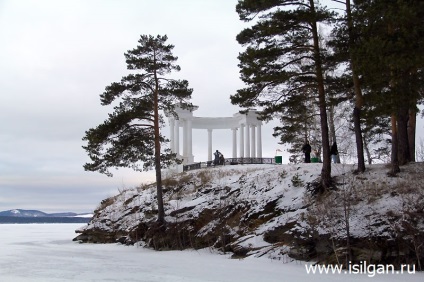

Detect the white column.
xmin=232 ymin=128 xmax=237 ymax=158
xmin=257 ymin=123 xmax=262 ymax=158
xmin=187 ymin=118 xmax=193 ymax=164
xmin=245 ymin=124 xmax=250 ymax=158
xmin=174 ymin=119 xmax=180 ymax=155
xmin=239 ymin=124 xmax=244 ymax=158
xmin=251 ymin=125 xmax=256 ymax=158
xmin=169 ymin=118 xmax=175 ymax=153
xmin=208 ymin=129 xmax=213 ymax=162
xmin=182 ymin=119 xmax=187 ymax=162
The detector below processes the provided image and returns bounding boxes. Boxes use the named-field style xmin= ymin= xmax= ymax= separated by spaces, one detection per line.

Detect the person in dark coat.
xmin=330 ymin=142 xmax=338 ymax=163
xmin=213 ymin=150 xmax=221 ymax=166
xmin=302 ymin=141 xmax=312 ymax=163
xmin=219 ymin=153 xmax=225 ymax=165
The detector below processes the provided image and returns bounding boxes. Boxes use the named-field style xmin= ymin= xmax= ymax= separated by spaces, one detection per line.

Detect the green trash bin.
xmin=311 ymin=157 xmax=319 ymax=163
xmin=275 ymin=156 xmax=282 ymax=164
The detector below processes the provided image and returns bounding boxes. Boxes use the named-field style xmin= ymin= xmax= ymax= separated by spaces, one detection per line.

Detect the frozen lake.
xmin=0 ymin=224 xmax=422 ymax=282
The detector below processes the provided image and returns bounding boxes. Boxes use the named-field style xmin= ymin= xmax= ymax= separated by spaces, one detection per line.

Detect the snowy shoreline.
xmin=76 ymin=163 xmax=424 ymax=269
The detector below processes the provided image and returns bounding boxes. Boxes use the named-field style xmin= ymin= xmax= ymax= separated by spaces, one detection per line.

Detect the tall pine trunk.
xmin=397 ymin=105 xmax=410 ymax=165
xmin=328 ymin=104 xmax=340 ymax=163
xmin=346 ymin=0 xmax=366 ymax=173
xmin=388 ymin=22 xmax=400 ymax=175
xmin=363 ymin=136 xmax=373 ymax=165
xmin=390 ymin=113 xmax=400 ymax=175
xmin=408 ymin=107 xmax=416 ymax=162
xmin=153 ymin=68 xmax=165 ymax=223
xmin=353 ymin=106 xmax=365 ymax=170
xmin=310 ymin=0 xmax=331 ymax=190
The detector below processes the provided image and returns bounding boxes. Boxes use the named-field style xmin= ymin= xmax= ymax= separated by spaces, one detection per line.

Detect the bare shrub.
xmin=162 ymin=177 xmax=179 ymax=188
xmin=137 ymin=183 xmax=151 ymax=192
xmin=95 ymin=195 xmax=117 ymax=213
xmin=291 ymin=173 xmax=304 ymax=187
xmin=178 ymin=173 xmax=193 ymax=185
xmin=387 ymin=180 xmax=424 ymax=270
xmin=362 ymin=181 xmax=385 ymax=204
xmin=196 ymin=170 xmax=213 ymax=186
xmin=279 ymin=170 xmax=288 ymax=179
xmin=215 ymin=168 xmax=237 ymax=179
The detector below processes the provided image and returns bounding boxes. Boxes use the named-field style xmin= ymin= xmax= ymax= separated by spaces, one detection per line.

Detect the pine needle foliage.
xmin=82 ymin=35 xmax=193 ymax=222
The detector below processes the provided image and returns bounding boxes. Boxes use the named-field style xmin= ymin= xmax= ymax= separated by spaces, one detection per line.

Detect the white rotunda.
xmin=166 ymin=105 xmax=263 ymax=166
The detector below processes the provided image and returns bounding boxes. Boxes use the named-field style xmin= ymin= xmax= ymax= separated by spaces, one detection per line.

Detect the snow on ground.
xmin=80 ymin=162 xmax=424 ymax=256
xmin=73 ymin=213 xmax=94 ymax=218
xmin=0 ymin=223 xmax=422 ymax=282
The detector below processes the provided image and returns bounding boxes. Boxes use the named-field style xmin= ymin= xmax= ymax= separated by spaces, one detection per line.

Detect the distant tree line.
xmin=231 ymin=0 xmax=424 ymax=190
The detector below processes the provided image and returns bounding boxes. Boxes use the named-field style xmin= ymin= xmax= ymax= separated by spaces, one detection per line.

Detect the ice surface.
xmin=0 ymin=224 xmax=422 ymax=281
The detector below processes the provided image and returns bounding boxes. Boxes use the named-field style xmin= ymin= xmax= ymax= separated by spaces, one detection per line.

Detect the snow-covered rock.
xmin=74 ymin=163 xmax=424 ymax=268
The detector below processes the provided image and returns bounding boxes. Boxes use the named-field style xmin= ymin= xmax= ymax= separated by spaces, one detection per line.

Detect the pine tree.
xmin=329 ymin=0 xmax=366 ymax=172
xmin=82 ymin=35 xmax=193 ymax=223
xmin=272 ymin=87 xmax=318 ymax=163
xmin=232 ymin=0 xmax=335 ymax=190
xmin=352 ymin=0 xmax=424 ymax=174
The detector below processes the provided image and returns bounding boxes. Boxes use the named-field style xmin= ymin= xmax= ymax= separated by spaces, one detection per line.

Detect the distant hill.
xmin=0 ymin=209 xmax=91 ymax=218
xmin=0 ymin=209 xmax=93 ymax=224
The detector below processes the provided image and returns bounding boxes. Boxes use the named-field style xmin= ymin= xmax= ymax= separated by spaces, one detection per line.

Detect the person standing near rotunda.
xmin=330 ymin=142 xmax=339 ymax=163
xmin=214 ymin=150 xmax=222 ymax=166
xmin=302 ymin=140 xmax=312 ymax=163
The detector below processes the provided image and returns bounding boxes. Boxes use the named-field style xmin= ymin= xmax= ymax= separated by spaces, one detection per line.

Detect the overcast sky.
xmin=0 ymin=0 xmax=289 ymax=213
xmin=1 ymin=0 xmax=422 ymax=214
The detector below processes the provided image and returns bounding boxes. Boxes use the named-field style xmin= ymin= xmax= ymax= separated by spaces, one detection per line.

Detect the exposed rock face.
xmin=74 ymin=163 xmax=424 ymax=269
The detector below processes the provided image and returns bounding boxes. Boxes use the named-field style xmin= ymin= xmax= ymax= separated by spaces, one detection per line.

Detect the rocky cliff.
xmin=74 ymin=163 xmax=424 ymax=269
